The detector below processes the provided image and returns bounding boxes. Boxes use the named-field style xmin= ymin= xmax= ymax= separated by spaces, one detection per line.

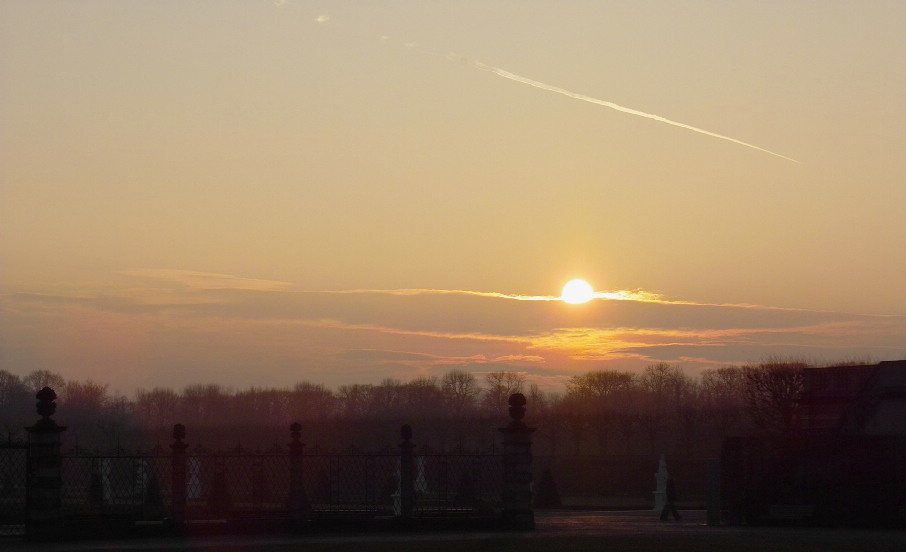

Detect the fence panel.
xmin=413 ymin=453 xmax=504 ymax=514
xmin=0 ymin=444 xmax=27 ymax=537
xmin=49 ymin=449 xmax=504 ymax=524
xmin=183 ymin=453 xmax=291 ymax=517
xmin=14 ymin=440 xmax=509 ymax=537
xmin=305 ymin=453 xmax=398 ymax=515
xmin=60 ymin=453 xmax=172 ymax=520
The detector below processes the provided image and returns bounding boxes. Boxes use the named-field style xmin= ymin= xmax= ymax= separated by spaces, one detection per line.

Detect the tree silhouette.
xmin=742 ymin=359 xmax=808 ymax=437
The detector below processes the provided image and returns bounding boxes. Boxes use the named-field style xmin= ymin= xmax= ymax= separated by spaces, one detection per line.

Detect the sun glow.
xmin=561 ymin=279 xmax=596 ymax=304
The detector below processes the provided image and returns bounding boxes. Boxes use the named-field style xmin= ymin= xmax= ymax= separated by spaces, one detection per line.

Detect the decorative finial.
xmin=171 ymin=423 xmax=188 ymax=453
xmin=288 ymin=422 xmax=304 ymax=453
xmin=36 ymin=387 xmax=57 ymax=419
xmin=508 ymin=393 xmax=527 ymax=423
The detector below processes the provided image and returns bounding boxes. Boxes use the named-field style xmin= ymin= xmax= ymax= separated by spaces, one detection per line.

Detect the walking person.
xmin=660 ymin=477 xmax=681 ymax=520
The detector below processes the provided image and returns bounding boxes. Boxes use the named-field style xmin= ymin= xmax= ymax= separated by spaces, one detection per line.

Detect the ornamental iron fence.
xmin=0 ymin=438 xmax=27 ymax=537
xmin=6 ymin=388 xmax=534 ymax=541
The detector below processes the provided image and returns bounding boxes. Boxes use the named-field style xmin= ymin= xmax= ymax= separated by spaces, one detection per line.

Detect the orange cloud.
xmin=3 ymin=276 xmax=904 ymax=393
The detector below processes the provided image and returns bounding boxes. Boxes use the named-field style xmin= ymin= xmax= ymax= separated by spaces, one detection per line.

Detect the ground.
xmin=5 ymin=510 xmax=905 ymax=552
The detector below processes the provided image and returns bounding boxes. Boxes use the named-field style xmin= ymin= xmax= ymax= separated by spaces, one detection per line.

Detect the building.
xmin=800 ymin=360 xmax=906 ymax=435
xmin=723 ymin=360 xmax=906 ymax=527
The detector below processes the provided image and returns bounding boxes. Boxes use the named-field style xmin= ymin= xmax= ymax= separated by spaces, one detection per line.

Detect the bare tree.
xmin=551 ymin=394 xmax=590 ymax=456
xmin=401 ymin=376 xmax=443 ymax=419
xmin=566 ymin=370 xmax=635 ymax=398
xmin=337 ymin=384 xmax=374 ymax=419
xmin=673 ymin=377 xmax=703 ymax=456
xmin=0 ymin=370 xmax=30 ymax=437
xmin=701 ymin=366 xmax=747 ymax=438
xmin=233 ymin=387 xmax=291 ymax=422
xmin=289 ymin=381 xmax=337 ymax=421
xmin=179 ymin=384 xmax=229 ymax=427
xmin=22 ymin=369 xmax=66 ymax=393
xmin=369 ymin=379 xmax=403 ymax=418
xmin=527 ymin=383 xmax=551 ymax=416
xmin=135 ymin=387 xmax=179 ymax=430
xmin=481 ymin=371 xmax=525 ymax=414
xmin=441 ymin=369 xmax=478 ymax=416
xmin=638 ymin=363 xmax=692 ymax=454
xmin=63 ymin=379 xmax=109 ymax=411
xmin=0 ymin=370 xmax=28 ymax=408
xmin=566 ymin=370 xmax=637 ymax=454
xmin=742 ymin=359 xmax=808 ymax=436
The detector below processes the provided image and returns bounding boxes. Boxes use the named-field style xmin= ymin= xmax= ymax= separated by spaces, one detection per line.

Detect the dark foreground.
xmin=6 ymin=510 xmax=906 ymax=552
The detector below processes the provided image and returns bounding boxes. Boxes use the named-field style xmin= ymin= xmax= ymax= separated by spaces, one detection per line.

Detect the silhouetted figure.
xmin=534 ymin=466 xmax=561 ymax=508
xmin=660 ymin=477 xmax=681 ymax=520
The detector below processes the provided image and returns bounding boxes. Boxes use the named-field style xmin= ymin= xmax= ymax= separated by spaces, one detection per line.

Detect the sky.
xmin=2 ymin=1 xmax=905 ymax=395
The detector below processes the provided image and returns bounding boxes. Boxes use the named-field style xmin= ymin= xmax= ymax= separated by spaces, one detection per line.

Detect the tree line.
xmin=0 ymin=359 xmax=852 ymax=457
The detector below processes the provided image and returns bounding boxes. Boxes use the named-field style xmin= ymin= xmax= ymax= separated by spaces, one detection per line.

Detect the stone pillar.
xmin=25 ymin=387 xmax=67 ymax=541
xmin=287 ymin=422 xmax=309 ymax=523
xmin=499 ymin=393 xmax=535 ymax=529
xmin=706 ymin=458 xmax=722 ymax=526
xmin=398 ymin=424 xmax=415 ymax=518
xmin=170 ymin=424 xmax=188 ymax=527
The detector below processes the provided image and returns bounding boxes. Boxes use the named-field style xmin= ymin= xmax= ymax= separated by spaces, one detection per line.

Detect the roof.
xmin=800 ymin=361 xmax=906 ymax=435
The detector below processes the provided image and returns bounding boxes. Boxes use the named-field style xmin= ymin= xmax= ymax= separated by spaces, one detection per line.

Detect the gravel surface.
xmin=6 ymin=510 xmax=905 ymax=552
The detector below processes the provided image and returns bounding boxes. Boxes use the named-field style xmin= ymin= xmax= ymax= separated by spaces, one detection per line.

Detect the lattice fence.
xmin=46 ymin=448 xmax=504 ymax=522
xmin=0 ymin=442 xmax=27 ymax=537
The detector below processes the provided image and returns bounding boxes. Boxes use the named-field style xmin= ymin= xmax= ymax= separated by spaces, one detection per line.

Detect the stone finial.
xmin=400 ymin=424 xmax=413 ymax=442
xmin=171 ymin=424 xmax=187 ymax=454
xmin=36 ymin=387 xmax=57 ymax=419
xmin=31 ymin=387 xmax=62 ymax=429
xmin=508 ymin=393 xmax=527 ymax=427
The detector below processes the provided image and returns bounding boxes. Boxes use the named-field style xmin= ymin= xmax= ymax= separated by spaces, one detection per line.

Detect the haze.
xmin=2 ymin=2 xmax=904 ymax=394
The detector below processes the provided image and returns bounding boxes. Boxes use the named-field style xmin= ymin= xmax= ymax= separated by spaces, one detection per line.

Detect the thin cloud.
xmin=314 ymin=287 xmax=850 ymax=311
xmin=324 ymin=287 xmax=665 ymax=303
xmin=119 ymin=269 xmax=292 ymax=292
xmin=295 ymin=318 xmax=531 ymax=345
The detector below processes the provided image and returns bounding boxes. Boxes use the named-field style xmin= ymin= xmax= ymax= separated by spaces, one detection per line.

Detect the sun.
xmin=561 ymin=279 xmax=596 ymax=304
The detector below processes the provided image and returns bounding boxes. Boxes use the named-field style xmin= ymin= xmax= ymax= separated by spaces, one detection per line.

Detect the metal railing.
xmin=51 ymin=447 xmax=504 ymax=522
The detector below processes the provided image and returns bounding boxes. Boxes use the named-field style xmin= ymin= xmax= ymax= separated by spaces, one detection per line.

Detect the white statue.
xmin=653 ymin=454 xmax=668 ymax=511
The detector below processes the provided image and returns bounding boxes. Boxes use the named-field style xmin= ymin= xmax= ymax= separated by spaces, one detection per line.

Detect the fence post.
xmin=170 ymin=424 xmax=187 ymax=528
xmin=398 ymin=424 xmax=415 ymax=518
xmin=288 ymin=422 xmax=309 ymax=524
xmin=499 ymin=393 xmax=535 ymax=529
xmin=25 ymin=387 xmax=67 ymax=541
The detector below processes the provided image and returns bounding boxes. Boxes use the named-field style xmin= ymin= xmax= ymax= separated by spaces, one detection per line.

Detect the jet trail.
xmin=469 ymin=60 xmax=799 ymax=163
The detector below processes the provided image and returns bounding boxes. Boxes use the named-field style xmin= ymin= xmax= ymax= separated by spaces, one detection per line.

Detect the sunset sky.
xmin=2 ymin=2 xmax=904 ymax=395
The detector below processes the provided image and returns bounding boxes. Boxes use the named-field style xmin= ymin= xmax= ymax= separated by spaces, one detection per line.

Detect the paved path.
xmin=7 ymin=510 xmax=906 ymax=552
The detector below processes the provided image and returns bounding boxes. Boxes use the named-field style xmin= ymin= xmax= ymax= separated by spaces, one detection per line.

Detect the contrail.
xmin=468 ymin=59 xmax=799 ymax=163
xmin=283 ymin=9 xmax=797 ymax=163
